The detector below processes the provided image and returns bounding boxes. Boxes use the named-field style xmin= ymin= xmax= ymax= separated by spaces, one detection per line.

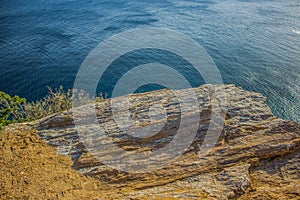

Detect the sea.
xmin=0 ymin=0 xmax=299 ymax=122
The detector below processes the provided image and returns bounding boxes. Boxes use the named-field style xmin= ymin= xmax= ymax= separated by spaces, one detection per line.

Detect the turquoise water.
xmin=0 ymin=0 xmax=299 ymax=122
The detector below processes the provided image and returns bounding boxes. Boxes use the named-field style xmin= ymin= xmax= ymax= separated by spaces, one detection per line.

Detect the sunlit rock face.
xmin=35 ymin=84 xmax=300 ymax=199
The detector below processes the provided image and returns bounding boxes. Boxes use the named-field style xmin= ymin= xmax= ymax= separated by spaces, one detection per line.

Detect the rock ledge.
xmin=30 ymin=84 xmax=300 ymax=199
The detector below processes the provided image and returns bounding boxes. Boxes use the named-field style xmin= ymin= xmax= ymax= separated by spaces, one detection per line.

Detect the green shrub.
xmin=24 ymin=86 xmax=73 ymax=120
xmin=0 ymin=92 xmax=27 ymax=129
xmin=0 ymin=86 xmax=102 ymax=129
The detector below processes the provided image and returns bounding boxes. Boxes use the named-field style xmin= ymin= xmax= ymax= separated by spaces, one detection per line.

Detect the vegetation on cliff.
xmin=0 ymin=87 xmax=104 ymax=129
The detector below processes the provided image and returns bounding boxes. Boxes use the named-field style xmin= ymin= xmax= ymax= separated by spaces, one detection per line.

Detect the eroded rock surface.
xmin=33 ymin=84 xmax=300 ymax=199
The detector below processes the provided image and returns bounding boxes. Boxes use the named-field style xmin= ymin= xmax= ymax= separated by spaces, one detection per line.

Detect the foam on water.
xmin=293 ymin=29 xmax=300 ymax=35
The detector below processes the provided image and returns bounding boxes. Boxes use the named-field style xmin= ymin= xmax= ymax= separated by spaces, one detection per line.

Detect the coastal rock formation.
xmin=0 ymin=124 xmax=115 ymax=199
xmin=2 ymin=84 xmax=300 ymax=199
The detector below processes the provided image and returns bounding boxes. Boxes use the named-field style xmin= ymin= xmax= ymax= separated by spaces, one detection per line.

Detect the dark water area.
xmin=0 ymin=0 xmax=299 ymax=122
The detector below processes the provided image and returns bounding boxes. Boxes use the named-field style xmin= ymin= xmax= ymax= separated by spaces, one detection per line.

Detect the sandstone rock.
xmin=31 ymin=84 xmax=300 ymax=199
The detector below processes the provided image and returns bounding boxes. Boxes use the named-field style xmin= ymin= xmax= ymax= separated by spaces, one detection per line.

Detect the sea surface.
xmin=0 ymin=0 xmax=299 ymax=122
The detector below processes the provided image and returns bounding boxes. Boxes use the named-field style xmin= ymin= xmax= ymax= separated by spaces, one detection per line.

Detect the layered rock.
xmin=33 ymin=84 xmax=300 ymax=199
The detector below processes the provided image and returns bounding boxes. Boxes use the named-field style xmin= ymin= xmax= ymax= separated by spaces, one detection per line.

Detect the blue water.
xmin=0 ymin=0 xmax=299 ymax=122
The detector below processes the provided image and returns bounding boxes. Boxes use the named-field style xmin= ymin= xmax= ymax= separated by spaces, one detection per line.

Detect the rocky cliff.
xmin=1 ymin=84 xmax=300 ymax=199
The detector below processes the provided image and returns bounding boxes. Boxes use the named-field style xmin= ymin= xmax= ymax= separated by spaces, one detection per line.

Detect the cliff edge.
xmin=1 ymin=84 xmax=300 ymax=199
